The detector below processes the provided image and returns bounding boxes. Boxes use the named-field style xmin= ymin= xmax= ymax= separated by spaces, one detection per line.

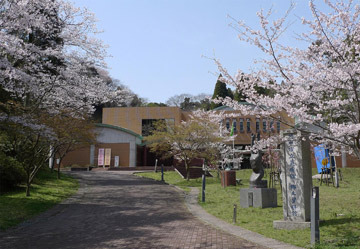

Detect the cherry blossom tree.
xmin=0 ymin=0 xmax=128 ymax=195
xmin=0 ymin=111 xmax=56 ymax=196
xmin=42 ymin=111 xmax=97 ymax=179
xmin=0 ymin=0 xmax=126 ymax=114
xmin=214 ymin=0 xmax=360 ymax=157
xmin=145 ymin=110 xmax=231 ymax=180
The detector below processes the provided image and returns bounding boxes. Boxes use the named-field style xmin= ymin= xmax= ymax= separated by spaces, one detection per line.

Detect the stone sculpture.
xmin=249 ymin=133 xmax=267 ymax=188
xmin=240 ymin=133 xmax=277 ymax=208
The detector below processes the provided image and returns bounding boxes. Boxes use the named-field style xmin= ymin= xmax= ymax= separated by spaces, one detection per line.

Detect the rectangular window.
xmin=142 ymin=119 xmax=165 ymax=136
xmin=270 ymin=119 xmax=274 ymax=132
xmin=232 ymin=119 xmax=237 ymax=133
xmin=239 ymin=118 xmax=244 ymax=132
xmin=277 ymin=120 xmax=281 ymax=133
xmin=256 ymin=118 xmax=260 ymax=133
xmin=263 ymin=118 xmax=267 ymax=132
xmin=165 ymin=118 xmax=175 ymax=126
xmin=246 ymin=118 xmax=251 ymax=133
xmin=226 ymin=118 xmax=230 ymax=131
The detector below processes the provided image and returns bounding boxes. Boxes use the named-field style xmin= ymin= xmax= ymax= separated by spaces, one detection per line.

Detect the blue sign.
xmin=314 ymin=145 xmax=335 ymax=173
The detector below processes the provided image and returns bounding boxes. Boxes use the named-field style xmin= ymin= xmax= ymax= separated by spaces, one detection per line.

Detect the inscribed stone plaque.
xmin=280 ymin=129 xmax=312 ymax=222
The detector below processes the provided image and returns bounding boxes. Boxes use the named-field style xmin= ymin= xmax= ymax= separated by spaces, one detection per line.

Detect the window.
xmin=141 ymin=119 xmax=173 ymax=136
xmin=263 ymin=118 xmax=267 ymax=132
xmin=239 ymin=118 xmax=244 ymax=132
xmin=277 ymin=120 xmax=281 ymax=133
xmin=270 ymin=119 xmax=274 ymax=132
xmin=256 ymin=118 xmax=260 ymax=133
xmin=165 ymin=118 xmax=175 ymax=126
xmin=246 ymin=118 xmax=251 ymax=133
xmin=232 ymin=119 xmax=237 ymax=133
xmin=226 ymin=119 xmax=230 ymax=131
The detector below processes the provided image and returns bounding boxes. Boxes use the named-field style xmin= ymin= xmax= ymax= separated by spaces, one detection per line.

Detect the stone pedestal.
xmin=240 ymin=188 xmax=277 ymax=208
xmin=273 ymin=220 xmax=310 ymax=230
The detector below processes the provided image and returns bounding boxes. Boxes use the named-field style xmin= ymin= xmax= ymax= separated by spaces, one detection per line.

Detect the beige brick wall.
xmin=102 ymin=106 xmax=293 ymax=145
xmin=102 ymin=107 xmax=182 ymax=135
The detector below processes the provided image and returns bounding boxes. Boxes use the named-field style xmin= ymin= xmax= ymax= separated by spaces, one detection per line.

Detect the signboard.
xmin=314 ymin=145 xmax=335 ymax=173
xmin=114 ymin=156 xmax=119 ymax=167
xmin=104 ymin=148 xmax=111 ymax=166
xmin=98 ymin=148 xmax=105 ymax=166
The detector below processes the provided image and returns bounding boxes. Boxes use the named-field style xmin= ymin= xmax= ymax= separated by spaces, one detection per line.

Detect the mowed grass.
xmin=136 ymin=170 xmax=223 ymax=193
xmin=0 ymin=168 xmax=78 ymax=231
xmin=136 ymin=168 xmax=360 ymax=249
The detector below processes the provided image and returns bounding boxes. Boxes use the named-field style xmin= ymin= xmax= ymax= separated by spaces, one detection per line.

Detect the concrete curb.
xmin=185 ymin=187 xmax=304 ymax=249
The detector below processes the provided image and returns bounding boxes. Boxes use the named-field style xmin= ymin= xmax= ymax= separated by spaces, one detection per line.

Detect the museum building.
xmin=62 ymin=106 xmax=359 ymax=168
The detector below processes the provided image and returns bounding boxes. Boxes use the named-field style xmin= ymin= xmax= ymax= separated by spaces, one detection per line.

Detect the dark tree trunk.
xmin=51 ymin=156 xmax=55 ymax=173
xmin=26 ymin=182 xmax=31 ymax=196
xmin=57 ymin=158 xmax=62 ymax=179
xmin=185 ymin=161 xmax=190 ymax=181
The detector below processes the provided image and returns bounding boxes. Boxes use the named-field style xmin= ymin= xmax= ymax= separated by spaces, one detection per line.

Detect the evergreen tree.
xmin=146 ymin=102 xmax=167 ymax=107
xmin=227 ymin=88 xmax=234 ymax=99
xmin=211 ymin=74 xmax=229 ymax=109
xmin=233 ymin=89 xmax=246 ymax=102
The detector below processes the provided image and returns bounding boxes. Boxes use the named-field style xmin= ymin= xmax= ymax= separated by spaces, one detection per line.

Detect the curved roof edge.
xmin=96 ymin=123 xmax=143 ymax=140
xmin=212 ymin=102 xmax=256 ymax=111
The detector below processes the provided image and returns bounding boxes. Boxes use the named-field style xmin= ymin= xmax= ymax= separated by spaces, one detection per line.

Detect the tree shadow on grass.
xmin=321 ymin=217 xmax=360 ymax=226
xmin=320 ymin=217 xmax=360 ymax=247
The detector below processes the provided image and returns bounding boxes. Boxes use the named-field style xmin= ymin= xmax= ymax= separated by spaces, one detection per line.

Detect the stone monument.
xmin=240 ymin=134 xmax=277 ymax=208
xmin=273 ymin=129 xmax=312 ymax=230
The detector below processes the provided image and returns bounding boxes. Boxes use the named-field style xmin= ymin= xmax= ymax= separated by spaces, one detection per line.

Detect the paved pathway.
xmin=185 ymin=188 xmax=303 ymax=249
xmin=0 ymin=171 xmax=266 ymax=249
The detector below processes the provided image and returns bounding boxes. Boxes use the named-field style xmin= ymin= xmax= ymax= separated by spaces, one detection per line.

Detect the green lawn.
xmin=0 ymin=168 xmax=78 ymax=231
xmin=136 ymin=168 xmax=360 ymax=249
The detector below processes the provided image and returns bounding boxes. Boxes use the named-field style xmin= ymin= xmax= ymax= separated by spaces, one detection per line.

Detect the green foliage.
xmin=233 ymin=89 xmax=246 ymax=102
xmin=0 ymin=168 xmax=78 ymax=231
xmin=180 ymin=97 xmax=199 ymax=111
xmin=179 ymin=97 xmax=212 ymax=111
xmin=211 ymin=74 xmax=229 ymax=109
xmin=254 ymin=84 xmax=276 ymax=98
xmin=199 ymin=98 xmax=212 ymax=111
xmin=212 ymin=74 xmax=229 ymax=99
xmin=146 ymin=102 xmax=168 ymax=107
xmin=227 ymin=88 xmax=234 ymax=99
xmin=0 ymin=153 xmax=26 ymax=191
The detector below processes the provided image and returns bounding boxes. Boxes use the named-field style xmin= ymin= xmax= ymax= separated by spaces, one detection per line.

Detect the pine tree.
xmin=234 ymin=89 xmax=246 ymax=102
xmin=227 ymin=88 xmax=234 ymax=99
xmin=211 ymin=74 xmax=229 ymax=109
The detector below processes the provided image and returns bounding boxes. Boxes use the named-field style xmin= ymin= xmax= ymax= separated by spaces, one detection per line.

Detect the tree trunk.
xmin=25 ymin=169 xmax=31 ymax=196
xmin=185 ymin=161 xmax=190 ymax=181
xmin=51 ymin=156 xmax=55 ymax=173
xmin=26 ymin=182 xmax=31 ymax=196
xmin=57 ymin=158 xmax=62 ymax=179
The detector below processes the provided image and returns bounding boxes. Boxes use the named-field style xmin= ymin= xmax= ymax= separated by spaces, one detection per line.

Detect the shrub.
xmin=0 ymin=154 xmax=26 ymax=191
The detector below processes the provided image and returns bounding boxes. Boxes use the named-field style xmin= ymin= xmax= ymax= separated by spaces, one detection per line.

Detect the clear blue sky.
xmin=71 ymin=0 xmax=317 ymax=103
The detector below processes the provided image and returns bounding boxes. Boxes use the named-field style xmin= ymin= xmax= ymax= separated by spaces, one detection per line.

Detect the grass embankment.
xmin=136 ymin=168 xmax=360 ymax=249
xmin=0 ymin=169 xmax=78 ymax=231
